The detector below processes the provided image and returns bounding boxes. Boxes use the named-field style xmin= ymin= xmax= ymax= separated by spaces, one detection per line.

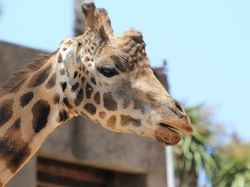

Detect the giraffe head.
xmin=58 ymin=3 xmax=192 ymax=145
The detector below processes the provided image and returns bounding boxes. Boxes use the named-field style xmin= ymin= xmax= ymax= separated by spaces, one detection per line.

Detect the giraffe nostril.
xmin=174 ymin=100 xmax=185 ymax=113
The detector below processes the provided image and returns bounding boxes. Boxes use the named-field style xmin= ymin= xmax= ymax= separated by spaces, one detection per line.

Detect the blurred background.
xmin=0 ymin=0 xmax=249 ymax=187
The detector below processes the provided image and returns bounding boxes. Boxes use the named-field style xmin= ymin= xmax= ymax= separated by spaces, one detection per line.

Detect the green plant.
xmin=174 ymin=105 xmax=219 ymax=187
xmin=212 ymin=137 xmax=250 ymax=187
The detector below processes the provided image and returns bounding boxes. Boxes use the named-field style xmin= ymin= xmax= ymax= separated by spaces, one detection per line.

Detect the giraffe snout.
xmin=159 ymin=98 xmax=193 ymax=136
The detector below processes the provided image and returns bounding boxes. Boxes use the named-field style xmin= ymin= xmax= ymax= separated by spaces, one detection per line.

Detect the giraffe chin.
xmin=155 ymin=124 xmax=181 ymax=145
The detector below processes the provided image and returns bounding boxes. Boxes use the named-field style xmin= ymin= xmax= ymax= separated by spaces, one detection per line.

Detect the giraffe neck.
xmin=0 ymin=52 xmax=75 ymax=186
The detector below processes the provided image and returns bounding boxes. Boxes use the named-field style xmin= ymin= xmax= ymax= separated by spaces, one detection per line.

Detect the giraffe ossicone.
xmin=0 ymin=2 xmax=192 ymax=186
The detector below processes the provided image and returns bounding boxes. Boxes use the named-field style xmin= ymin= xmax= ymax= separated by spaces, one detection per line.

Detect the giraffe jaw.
xmin=155 ymin=120 xmax=193 ymax=145
xmin=155 ymin=123 xmax=181 ymax=145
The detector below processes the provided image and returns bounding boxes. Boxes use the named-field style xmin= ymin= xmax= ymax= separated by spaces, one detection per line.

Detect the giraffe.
xmin=0 ymin=2 xmax=192 ymax=186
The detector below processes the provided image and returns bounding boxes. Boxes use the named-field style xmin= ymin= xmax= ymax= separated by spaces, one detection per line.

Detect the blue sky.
xmin=0 ymin=0 xmax=249 ymax=141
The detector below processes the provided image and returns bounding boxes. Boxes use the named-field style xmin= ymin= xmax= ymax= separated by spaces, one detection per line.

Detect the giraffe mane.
xmin=0 ymin=53 xmax=54 ymax=96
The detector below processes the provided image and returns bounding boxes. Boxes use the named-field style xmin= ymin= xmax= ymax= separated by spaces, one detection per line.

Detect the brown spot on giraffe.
xmin=63 ymin=98 xmax=73 ymax=109
xmin=53 ymin=94 xmax=60 ymax=104
xmin=106 ymin=115 xmax=116 ymax=128
xmin=78 ymin=42 xmax=82 ymax=47
xmin=12 ymin=118 xmax=21 ymax=130
xmin=90 ymin=77 xmax=96 ymax=85
xmin=75 ymin=89 xmax=84 ymax=106
xmin=0 ymin=138 xmax=31 ymax=173
xmin=58 ymin=110 xmax=69 ymax=122
xmin=84 ymin=103 xmax=96 ymax=115
xmin=58 ymin=53 xmax=63 ymax=63
xmin=73 ymin=71 xmax=78 ymax=79
xmin=81 ymin=77 xmax=86 ymax=84
xmin=120 ymin=115 xmax=141 ymax=127
xmin=85 ymin=82 xmax=93 ymax=99
xmin=46 ymin=73 xmax=57 ymax=89
xmin=82 ymin=66 xmax=85 ymax=72
xmin=123 ymin=98 xmax=130 ymax=109
xmin=79 ymin=65 xmax=85 ymax=72
xmin=0 ymin=99 xmax=13 ymax=127
xmin=94 ymin=92 xmax=100 ymax=104
xmin=85 ymin=56 xmax=90 ymax=62
xmin=61 ymin=82 xmax=67 ymax=92
xmin=7 ymin=145 xmax=31 ymax=173
xmin=134 ymin=100 xmax=145 ymax=113
xmin=103 ymin=92 xmax=117 ymax=111
xmin=0 ymin=119 xmax=31 ymax=173
xmin=32 ymin=100 xmax=50 ymax=133
xmin=99 ymin=111 xmax=106 ymax=119
xmin=87 ymin=48 xmax=92 ymax=55
xmin=20 ymin=92 xmax=34 ymax=107
xmin=28 ymin=64 xmax=51 ymax=88
xmin=72 ymin=82 xmax=80 ymax=92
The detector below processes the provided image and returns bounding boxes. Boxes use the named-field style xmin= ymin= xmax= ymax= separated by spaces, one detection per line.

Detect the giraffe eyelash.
xmin=97 ymin=65 xmax=119 ymax=78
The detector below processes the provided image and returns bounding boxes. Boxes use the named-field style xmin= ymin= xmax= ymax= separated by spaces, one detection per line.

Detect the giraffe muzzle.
xmin=154 ymin=100 xmax=192 ymax=145
xmin=155 ymin=124 xmax=181 ymax=145
xmin=155 ymin=117 xmax=192 ymax=145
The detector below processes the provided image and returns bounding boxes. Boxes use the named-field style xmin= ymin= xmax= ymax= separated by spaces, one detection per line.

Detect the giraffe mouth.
xmin=159 ymin=123 xmax=178 ymax=131
xmin=155 ymin=123 xmax=181 ymax=145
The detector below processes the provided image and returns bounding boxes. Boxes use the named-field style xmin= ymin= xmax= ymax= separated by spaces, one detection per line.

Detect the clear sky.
xmin=0 ymin=0 xmax=249 ymax=141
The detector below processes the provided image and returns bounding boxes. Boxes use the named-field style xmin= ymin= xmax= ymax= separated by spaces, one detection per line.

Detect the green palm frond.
xmin=174 ymin=104 xmax=218 ymax=186
xmin=175 ymin=104 xmax=250 ymax=187
xmin=212 ymin=139 xmax=250 ymax=187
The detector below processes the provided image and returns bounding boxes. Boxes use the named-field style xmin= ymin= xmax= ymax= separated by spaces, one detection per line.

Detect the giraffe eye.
xmin=98 ymin=64 xmax=119 ymax=78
